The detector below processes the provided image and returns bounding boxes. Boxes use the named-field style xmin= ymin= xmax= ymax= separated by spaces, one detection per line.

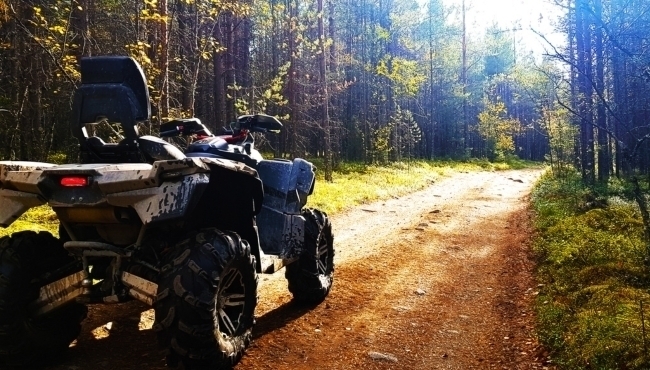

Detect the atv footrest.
xmin=259 ymin=254 xmax=298 ymax=274
xmin=63 ymin=241 xmax=132 ymax=257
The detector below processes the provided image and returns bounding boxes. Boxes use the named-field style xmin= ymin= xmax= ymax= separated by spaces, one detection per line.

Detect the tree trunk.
xmin=593 ymin=0 xmax=609 ymax=183
xmin=286 ymin=0 xmax=299 ymax=158
xmin=576 ymin=0 xmax=595 ymax=185
xmin=461 ymin=0 xmax=468 ymax=155
xmin=159 ymin=0 xmax=169 ymax=121
xmin=235 ymin=12 xmax=252 ymax=111
xmin=318 ymin=0 xmax=332 ymax=181
xmin=213 ymin=47 xmax=227 ymax=129
xmin=16 ymin=3 xmax=42 ymax=160
xmin=224 ymin=13 xmax=235 ymax=122
xmin=71 ymin=0 xmax=91 ymax=62
xmin=187 ymin=5 xmax=199 ymax=117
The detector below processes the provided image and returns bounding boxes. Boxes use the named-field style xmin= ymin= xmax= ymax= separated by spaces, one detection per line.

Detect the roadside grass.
xmin=307 ymin=158 xmax=541 ymax=214
xmin=0 ymin=205 xmax=59 ymax=238
xmin=0 ymin=158 xmax=541 ymax=238
xmin=532 ymin=171 xmax=650 ymax=369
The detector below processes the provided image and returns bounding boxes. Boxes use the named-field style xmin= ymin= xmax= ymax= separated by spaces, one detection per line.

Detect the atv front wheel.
xmin=0 ymin=231 xmax=87 ymax=367
xmin=285 ymin=208 xmax=334 ymax=303
xmin=154 ymin=229 xmax=258 ymax=369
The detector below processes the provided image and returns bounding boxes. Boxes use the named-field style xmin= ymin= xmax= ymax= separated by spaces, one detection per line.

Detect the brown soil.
xmin=46 ymin=169 xmax=552 ymax=370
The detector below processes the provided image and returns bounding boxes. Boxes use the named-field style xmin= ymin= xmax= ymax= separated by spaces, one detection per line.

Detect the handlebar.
xmin=236 ymin=114 xmax=283 ymax=134
xmin=159 ymin=115 xmax=282 ymax=142
xmin=160 ymin=118 xmax=212 ymax=138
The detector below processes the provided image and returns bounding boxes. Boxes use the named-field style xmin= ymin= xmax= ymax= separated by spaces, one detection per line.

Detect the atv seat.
xmin=72 ymin=56 xmax=170 ymax=164
xmin=185 ymin=137 xmax=258 ymax=167
xmin=81 ymin=136 xmax=185 ymax=163
xmin=137 ymin=136 xmax=186 ymax=162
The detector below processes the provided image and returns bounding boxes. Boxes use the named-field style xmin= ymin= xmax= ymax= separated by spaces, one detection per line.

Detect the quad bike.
xmin=0 ymin=56 xmax=333 ymax=369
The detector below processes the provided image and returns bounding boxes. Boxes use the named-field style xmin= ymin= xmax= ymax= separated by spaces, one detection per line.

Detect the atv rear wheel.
xmin=154 ymin=229 xmax=258 ymax=369
xmin=0 ymin=231 xmax=87 ymax=367
xmin=285 ymin=208 xmax=334 ymax=303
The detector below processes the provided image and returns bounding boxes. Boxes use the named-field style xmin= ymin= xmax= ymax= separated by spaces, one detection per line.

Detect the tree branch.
xmin=9 ymin=4 xmax=78 ymax=88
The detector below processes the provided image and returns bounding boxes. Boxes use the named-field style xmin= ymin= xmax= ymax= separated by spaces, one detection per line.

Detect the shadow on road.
xmin=44 ymin=301 xmax=167 ymax=370
xmin=253 ymin=299 xmax=320 ymax=339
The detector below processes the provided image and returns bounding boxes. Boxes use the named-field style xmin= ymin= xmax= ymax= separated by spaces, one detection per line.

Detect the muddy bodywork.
xmin=0 ymin=161 xmax=57 ymax=227
xmin=184 ymin=140 xmax=318 ymax=262
xmin=0 ymin=157 xmax=261 ymax=231
xmin=256 ymin=158 xmax=315 ymax=259
xmin=0 ymin=156 xmax=264 ymax=312
xmin=183 ymin=120 xmax=317 ymax=262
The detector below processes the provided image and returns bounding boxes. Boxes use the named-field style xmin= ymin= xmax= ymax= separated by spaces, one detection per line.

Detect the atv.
xmin=0 ymin=56 xmax=333 ymax=369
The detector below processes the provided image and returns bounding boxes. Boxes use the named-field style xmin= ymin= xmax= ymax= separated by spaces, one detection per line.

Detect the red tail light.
xmin=60 ymin=176 xmax=89 ymax=187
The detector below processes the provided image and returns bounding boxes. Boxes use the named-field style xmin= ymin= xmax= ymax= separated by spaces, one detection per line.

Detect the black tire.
xmin=285 ymin=208 xmax=334 ymax=303
xmin=154 ymin=229 xmax=258 ymax=369
xmin=0 ymin=231 xmax=87 ymax=367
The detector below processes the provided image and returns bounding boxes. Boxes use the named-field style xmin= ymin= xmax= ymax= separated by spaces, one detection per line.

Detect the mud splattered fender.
xmin=199 ymin=157 xmax=264 ymax=214
xmin=0 ymin=161 xmax=56 ymax=193
xmin=106 ymin=173 xmax=210 ymax=224
xmin=0 ymin=161 xmax=56 ymax=227
xmin=257 ymin=207 xmax=306 ymax=258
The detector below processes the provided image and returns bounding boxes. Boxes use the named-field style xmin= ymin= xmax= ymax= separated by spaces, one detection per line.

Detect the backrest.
xmin=71 ymin=56 xmax=151 ymax=163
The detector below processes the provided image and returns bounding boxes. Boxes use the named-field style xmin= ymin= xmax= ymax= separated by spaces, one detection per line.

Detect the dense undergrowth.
xmin=0 ymin=158 xmax=537 ymax=239
xmin=532 ymin=171 xmax=650 ymax=369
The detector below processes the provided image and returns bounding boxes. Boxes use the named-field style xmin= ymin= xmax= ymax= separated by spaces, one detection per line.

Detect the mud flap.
xmin=256 ymin=207 xmax=306 ymax=258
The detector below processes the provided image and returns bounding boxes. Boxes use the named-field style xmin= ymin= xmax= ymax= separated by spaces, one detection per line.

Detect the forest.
xmin=0 ymin=0 xmax=648 ymax=184
xmin=4 ymin=1 xmax=650 ymax=367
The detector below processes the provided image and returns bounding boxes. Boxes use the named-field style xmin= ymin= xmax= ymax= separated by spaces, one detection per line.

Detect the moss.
xmin=532 ymin=173 xmax=650 ymax=369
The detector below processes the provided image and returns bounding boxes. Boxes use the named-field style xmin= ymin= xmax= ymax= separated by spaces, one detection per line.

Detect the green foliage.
xmin=502 ymin=156 xmax=542 ymax=170
xmin=2 ymin=0 xmax=555 ymax=166
xmin=483 ymin=25 xmax=515 ymax=77
xmin=532 ymin=170 xmax=585 ymax=230
xmin=46 ymin=152 xmax=68 ymax=164
xmin=0 ymin=206 xmax=59 ymax=238
xmin=371 ymin=123 xmax=393 ymax=164
xmin=243 ymin=62 xmax=290 ymax=118
xmin=368 ymin=106 xmax=422 ymax=164
xmin=31 ymin=4 xmax=81 ymax=82
xmin=539 ymin=104 xmax=576 ymax=176
xmin=375 ymin=56 xmax=427 ymax=97
xmin=390 ymin=107 xmax=422 ymax=160
xmin=532 ymin=171 xmax=650 ymax=369
xmin=477 ymin=101 xmax=519 ymax=160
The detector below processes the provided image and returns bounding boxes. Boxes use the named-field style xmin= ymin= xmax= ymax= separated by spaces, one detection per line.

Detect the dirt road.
xmin=47 ymin=169 xmax=549 ymax=370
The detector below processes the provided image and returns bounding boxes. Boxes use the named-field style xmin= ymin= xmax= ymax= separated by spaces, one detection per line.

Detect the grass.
xmin=308 ymin=161 xmax=442 ymax=214
xmin=0 ymin=205 xmax=59 ymax=238
xmin=307 ymin=158 xmax=540 ymax=214
xmin=532 ymin=171 xmax=650 ymax=369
